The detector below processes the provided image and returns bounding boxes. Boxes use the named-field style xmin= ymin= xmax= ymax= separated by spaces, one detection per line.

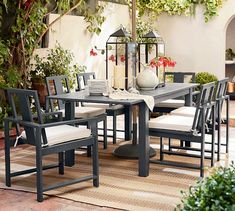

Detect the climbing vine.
xmin=135 ymin=0 xmax=225 ymax=22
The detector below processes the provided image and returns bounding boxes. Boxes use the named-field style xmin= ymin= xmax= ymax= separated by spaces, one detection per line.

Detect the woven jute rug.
xmin=0 ymin=137 xmax=208 ymax=211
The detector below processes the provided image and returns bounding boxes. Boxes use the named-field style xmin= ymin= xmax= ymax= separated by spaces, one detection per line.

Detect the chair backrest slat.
xmin=164 ymin=72 xmax=195 ymax=83
xmin=46 ymin=75 xmax=70 ymax=111
xmin=77 ymin=72 xmax=95 ymax=91
xmin=191 ymin=82 xmax=216 ymax=132
xmin=7 ymin=88 xmax=47 ymax=146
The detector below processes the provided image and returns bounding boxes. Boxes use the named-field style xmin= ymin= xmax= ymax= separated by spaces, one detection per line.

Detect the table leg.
xmin=185 ymin=88 xmax=193 ymax=106
xmin=138 ymin=102 xmax=149 ymax=177
xmin=124 ymin=105 xmax=132 ymax=141
xmin=64 ymin=101 xmax=75 ymax=167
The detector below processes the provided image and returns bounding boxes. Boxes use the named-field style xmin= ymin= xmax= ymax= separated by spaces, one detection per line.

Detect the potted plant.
xmin=195 ymin=72 xmax=218 ymax=85
xmin=30 ymin=44 xmax=86 ymax=106
xmin=226 ymin=48 xmax=235 ymax=61
xmin=176 ymin=163 xmax=235 ymax=210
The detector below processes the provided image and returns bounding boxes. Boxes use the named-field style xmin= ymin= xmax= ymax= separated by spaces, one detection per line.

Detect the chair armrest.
xmin=4 ymin=116 xmax=98 ymax=129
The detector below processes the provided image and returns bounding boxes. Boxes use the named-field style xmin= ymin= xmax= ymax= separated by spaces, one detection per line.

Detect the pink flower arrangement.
xmin=149 ymin=56 xmax=176 ymax=68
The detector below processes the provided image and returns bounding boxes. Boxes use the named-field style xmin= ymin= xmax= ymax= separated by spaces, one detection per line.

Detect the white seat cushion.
xmin=171 ymin=106 xmax=196 ymax=117
xmin=155 ymin=99 xmax=185 ymax=108
xmin=59 ymin=106 xmax=105 ymax=118
xmin=149 ymin=115 xmax=194 ymax=132
xmin=21 ymin=125 xmax=91 ymax=146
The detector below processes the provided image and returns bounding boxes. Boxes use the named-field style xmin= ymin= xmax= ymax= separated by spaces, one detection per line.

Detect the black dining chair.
xmin=76 ymin=72 xmax=127 ymax=144
xmin=154 ymin=72 xmax=196 ymax=113
xmin=46 ymin=75 xmax=107 ymax=149
xmin=149 ymin=82 xmax=216 ymax=177
xmin=4 ymin=88 xmax=99 ymax=202
xmin=171 ymin=78 xmax=230 ymax=161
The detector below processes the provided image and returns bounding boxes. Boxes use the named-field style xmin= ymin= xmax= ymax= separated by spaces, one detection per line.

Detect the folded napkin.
xmin=109 ymin=89 xmax=154 ymax=111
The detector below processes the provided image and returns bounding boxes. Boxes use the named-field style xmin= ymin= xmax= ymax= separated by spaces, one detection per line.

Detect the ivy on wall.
xmin=135 ymin=0 xmax=225 ymax=23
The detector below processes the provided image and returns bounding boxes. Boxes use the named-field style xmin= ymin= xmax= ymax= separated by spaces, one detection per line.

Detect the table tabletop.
xmin=48 ymin=83 xmax=198 ymax=105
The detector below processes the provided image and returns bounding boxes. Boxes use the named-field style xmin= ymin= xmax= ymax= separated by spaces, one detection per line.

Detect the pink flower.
xmin=109 ymin=55 xmax=115 ymax=62
xmin=120 ymin=55 xmax=125 ymax=62
xmin=90 ymin=49 xmax=97 ymax=56
xmin=24 ymin=0 xmax=31 ymax=9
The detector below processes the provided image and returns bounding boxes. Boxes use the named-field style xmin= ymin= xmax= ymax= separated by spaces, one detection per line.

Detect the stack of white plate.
xmin=88 ymin=79 xmax=109 ymax=95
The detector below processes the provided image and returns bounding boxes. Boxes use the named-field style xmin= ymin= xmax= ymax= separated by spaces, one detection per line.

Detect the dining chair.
xmin=76 ymin=72 xmax=126 ymax=144
xmin=170 ymin=78 xmax=229 ymax=160
xmin=149 ymin=82 xmax=216 ymax=177
xmin=5 ymin=88 xmax=99 ymax=202
xmin=46 ymin=75 xmax=107 ymax=149
xmin=154 ymin=72 xmax=196 ymax=113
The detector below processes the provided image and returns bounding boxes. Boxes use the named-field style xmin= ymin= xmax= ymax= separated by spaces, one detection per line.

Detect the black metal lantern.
xmin=106 ymin=27 xmax=137 ymax=90
xmin=137 ymin=31 xmax=165 ymax=80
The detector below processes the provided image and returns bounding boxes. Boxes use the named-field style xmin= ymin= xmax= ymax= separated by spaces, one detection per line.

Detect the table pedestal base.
xmin=113 ymin=144 xmax=156 ymax=159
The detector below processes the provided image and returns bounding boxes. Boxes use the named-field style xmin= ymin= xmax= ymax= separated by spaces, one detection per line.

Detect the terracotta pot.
xmin=227 ymin=82 xmax=235 ymax=93
xmin=31 ymin=79 xmax=47 ymax=107
xmin=31 ymin=79 xmax=55 ymax=108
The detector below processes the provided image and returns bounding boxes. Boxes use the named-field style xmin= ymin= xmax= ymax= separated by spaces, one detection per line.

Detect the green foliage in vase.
xmin=31 ymin=44 xmax=86 ymax=89
xmin=176 ymin=163 xmax=235 ymax=210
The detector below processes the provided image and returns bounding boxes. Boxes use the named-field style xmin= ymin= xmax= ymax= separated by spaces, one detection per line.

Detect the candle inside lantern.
xmin=114 ymin=65 xmax=125 ymax=89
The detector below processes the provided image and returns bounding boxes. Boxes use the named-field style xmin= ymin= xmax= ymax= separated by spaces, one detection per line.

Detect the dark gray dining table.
xmin=48 ymin=83 xmax=198 ymax=177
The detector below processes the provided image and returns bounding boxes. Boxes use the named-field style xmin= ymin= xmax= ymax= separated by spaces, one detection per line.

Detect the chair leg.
xmin=211 ymin=106 xmax=215 ymax=167
xmin=160 ymin=137 xmax=164 ymax=161
xmin=4 ymin=122 xmax=11 ymax=187
xmin=226 ymin=98 xmax=230 ymax=153
xmin=87 ymin=146 xmax=92 ymax=157
xmin=36 ymin=146 xmax=43 ymax=202
xmin=200 ymin=138 xmax=205 ymax=178
xmin=58 ymin=152 xmax=64 ymax=175
xmin=168 ymin=138 xmax=171 ymax=152
xmin=90 ymin=121 xmax=99 ymax=187
xmin=103 ymin=118 xmax=107 ymax=149
xmin=217 ymin=102 xmax=221 ymax=161
xmin=113 ymin=115 xmax=117 ymax=144
xmin=93 ymin=142 xmax=99 ymax=187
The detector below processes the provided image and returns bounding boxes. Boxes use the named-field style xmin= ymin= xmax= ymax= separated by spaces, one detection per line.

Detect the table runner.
xmin=109 ymin=89 xmax=154 ymax=111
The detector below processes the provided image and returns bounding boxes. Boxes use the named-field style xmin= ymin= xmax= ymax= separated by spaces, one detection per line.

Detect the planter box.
xmin=0 ymin=127 xmax=17 ymax=139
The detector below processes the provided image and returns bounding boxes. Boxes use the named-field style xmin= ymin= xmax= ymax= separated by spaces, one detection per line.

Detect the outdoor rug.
xmin=0 ymin=137 xmax=210 ymax=211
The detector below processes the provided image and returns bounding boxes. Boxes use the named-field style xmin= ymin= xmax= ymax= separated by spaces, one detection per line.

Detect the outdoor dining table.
xmin=48 ymin=83 xmax=198 ymax=177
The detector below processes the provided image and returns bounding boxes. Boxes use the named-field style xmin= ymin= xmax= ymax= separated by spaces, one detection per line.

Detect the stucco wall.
xmin=35 ymin=0 xmax=235 ymax=80
xmin=155 ymin=0 xmax=235 ymax=79
xmin=40 ymin=3 xmax=131 ymax=79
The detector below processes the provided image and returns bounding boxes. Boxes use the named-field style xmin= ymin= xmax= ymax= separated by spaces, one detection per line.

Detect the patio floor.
xmin=0 ymin=101 xmax=234 ymax=211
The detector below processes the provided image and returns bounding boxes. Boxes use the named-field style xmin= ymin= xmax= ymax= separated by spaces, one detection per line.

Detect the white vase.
xmin=136 ymin=68 xmax=159 ymax=90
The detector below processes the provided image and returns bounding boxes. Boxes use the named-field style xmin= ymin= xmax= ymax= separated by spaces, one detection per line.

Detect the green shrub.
xmin=195 ymin=72 xmax=218 ymax=85
xmin=176 ymin=163 xmax=235 ymax=211
xmin=30 ymin=43 xmax=86 ymax=88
